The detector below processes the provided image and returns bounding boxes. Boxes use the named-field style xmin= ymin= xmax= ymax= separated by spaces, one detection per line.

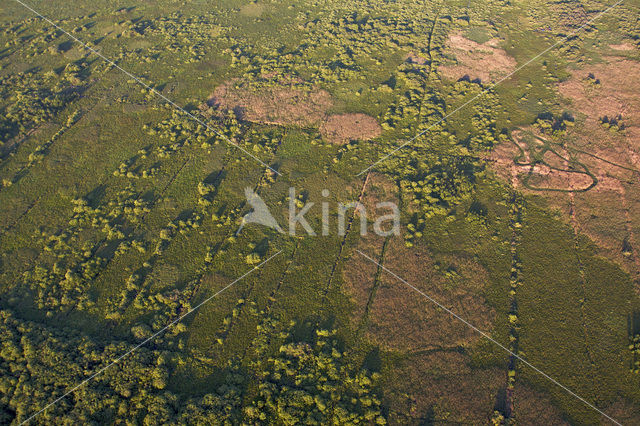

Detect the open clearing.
xmin=439 ymin=33 xmax=516 ymax=83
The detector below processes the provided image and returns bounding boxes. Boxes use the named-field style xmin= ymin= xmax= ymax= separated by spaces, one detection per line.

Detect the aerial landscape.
xmin=1 ymin=0 xmax=640 ymax=424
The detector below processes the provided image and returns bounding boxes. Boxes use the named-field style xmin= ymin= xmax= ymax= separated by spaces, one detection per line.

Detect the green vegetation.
xmin=0 ymin=309 xmax=381 ymax=424
xmin=1 ymin=0 xmax=639 ymax=424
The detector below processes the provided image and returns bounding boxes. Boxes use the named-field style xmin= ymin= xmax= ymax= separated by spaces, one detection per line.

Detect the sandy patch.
xmin=319 ymin=113 xmax=381 ymax=144
xmin=439 ymin=33 xmax=516 ymax=83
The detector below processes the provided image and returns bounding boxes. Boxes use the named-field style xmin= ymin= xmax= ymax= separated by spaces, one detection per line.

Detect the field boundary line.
xmin=357 ymin=0 xmax=624 ymax=176
xmin=356 ymin=249 xmax=621 ymax=425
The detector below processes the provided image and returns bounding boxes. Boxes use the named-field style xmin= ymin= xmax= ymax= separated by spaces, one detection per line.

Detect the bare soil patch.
xmin=490 ymin=127 xmax=636 ymax=264
xmin=319 ymin=113 xmax=381 ymax=144
xmin=342 ymin=173 xmax=399 ymax=329
xmin=439 ymin=33 xmax=516 ymax=83
xmin=559 ymin=57 xmax=640 ymax=129
xmin=557 ymin=58 xmax=640 ymax=275
xmin=490 ymin=129 xmax=596 ymax=192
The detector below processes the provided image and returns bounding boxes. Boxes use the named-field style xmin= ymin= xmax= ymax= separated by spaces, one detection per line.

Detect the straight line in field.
xmin=356 ymin=249 xmax=621 ymax=426
xmin=11 ymin=0 xmax=281 ymax=176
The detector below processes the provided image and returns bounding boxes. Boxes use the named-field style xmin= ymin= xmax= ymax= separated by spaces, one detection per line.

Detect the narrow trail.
xmin=101 ymin=126 xmax=246 ymax=316
xmin=424 ymin=7 xmax=441 ymax=78
xmin=61 ymin=154 xmax=196 ymax=319
xmin=356 ymin=236 xmax=390 ymax=336
xmin=417 ymin=9 xmax=442 ymax=131
xmin=0 ymin=95 xmax=106 ymax=195
xmin=0 ymin=127 xmax=38 ymax=164
xmin=105 ymin=117 xmax=281 ymax=316
xmin=0 ymin=94 xmax=157 ymax=277
xmin=355 ymin=177 xmax=402 ymax=336
xmin=568 ymin=190 xmax=597 ymax=368
xmin=88 ymin=154 xmax=193 ymax=295
xmin=264 ymin=240 xmax=300 ymax=315
xmin=322 ymin=171 xmax=371 ymax=298
xmin=0 ymin=105 xmax=99 ymax=237
xmin=240 ymin=240 xmax=300 ymax=360
xmin=564 ymin=146 xmax=597 ymax=367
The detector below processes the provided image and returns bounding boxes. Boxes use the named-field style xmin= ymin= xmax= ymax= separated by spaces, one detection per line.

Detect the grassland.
xmin=1 ymin=0 xmax=640 ymax=424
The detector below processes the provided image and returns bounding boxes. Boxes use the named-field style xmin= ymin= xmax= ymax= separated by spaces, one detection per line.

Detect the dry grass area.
xmin=439 ymin=33 xmax=516 ymax=83
xmin=491 ymin=56 xmax=640 ymax=284
xmin=343 ymin=171 xmax=495 ymax=352
xmin=210 ymin=81 xmax=380 ymax=144
xmin=342 ymin=173 xmax=398 ymax=328
xmin=491 ymin=127 xmax=640 ymax=281
xmin=512 ymin=384 xmax=569 ymax=425
xmin=553 ymin=58 xmax=640 ymax=278
xmin=209 ymin=81 xmax=332 ymax=127
xmin=609 ymin=42 xmax=636 ymax=51
xmin=384 ymin=361 xmax=574 ymax=424
xmin=605 ymin=398 xmax=640 ymax=424
xmin=559 ymin=57 xmax=640 ymax=132
xmin=490 ymin=130 xmax=596 ymax=192
xmin=343 ymin=195 xmax=505 ymax=425
xmin=384 ymin=351 xmax=504 ymax=424
xmin=366 ymin=240 xmax=494 ymax=352
xmin=319 ymin=113 xmax=381 ymax=144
